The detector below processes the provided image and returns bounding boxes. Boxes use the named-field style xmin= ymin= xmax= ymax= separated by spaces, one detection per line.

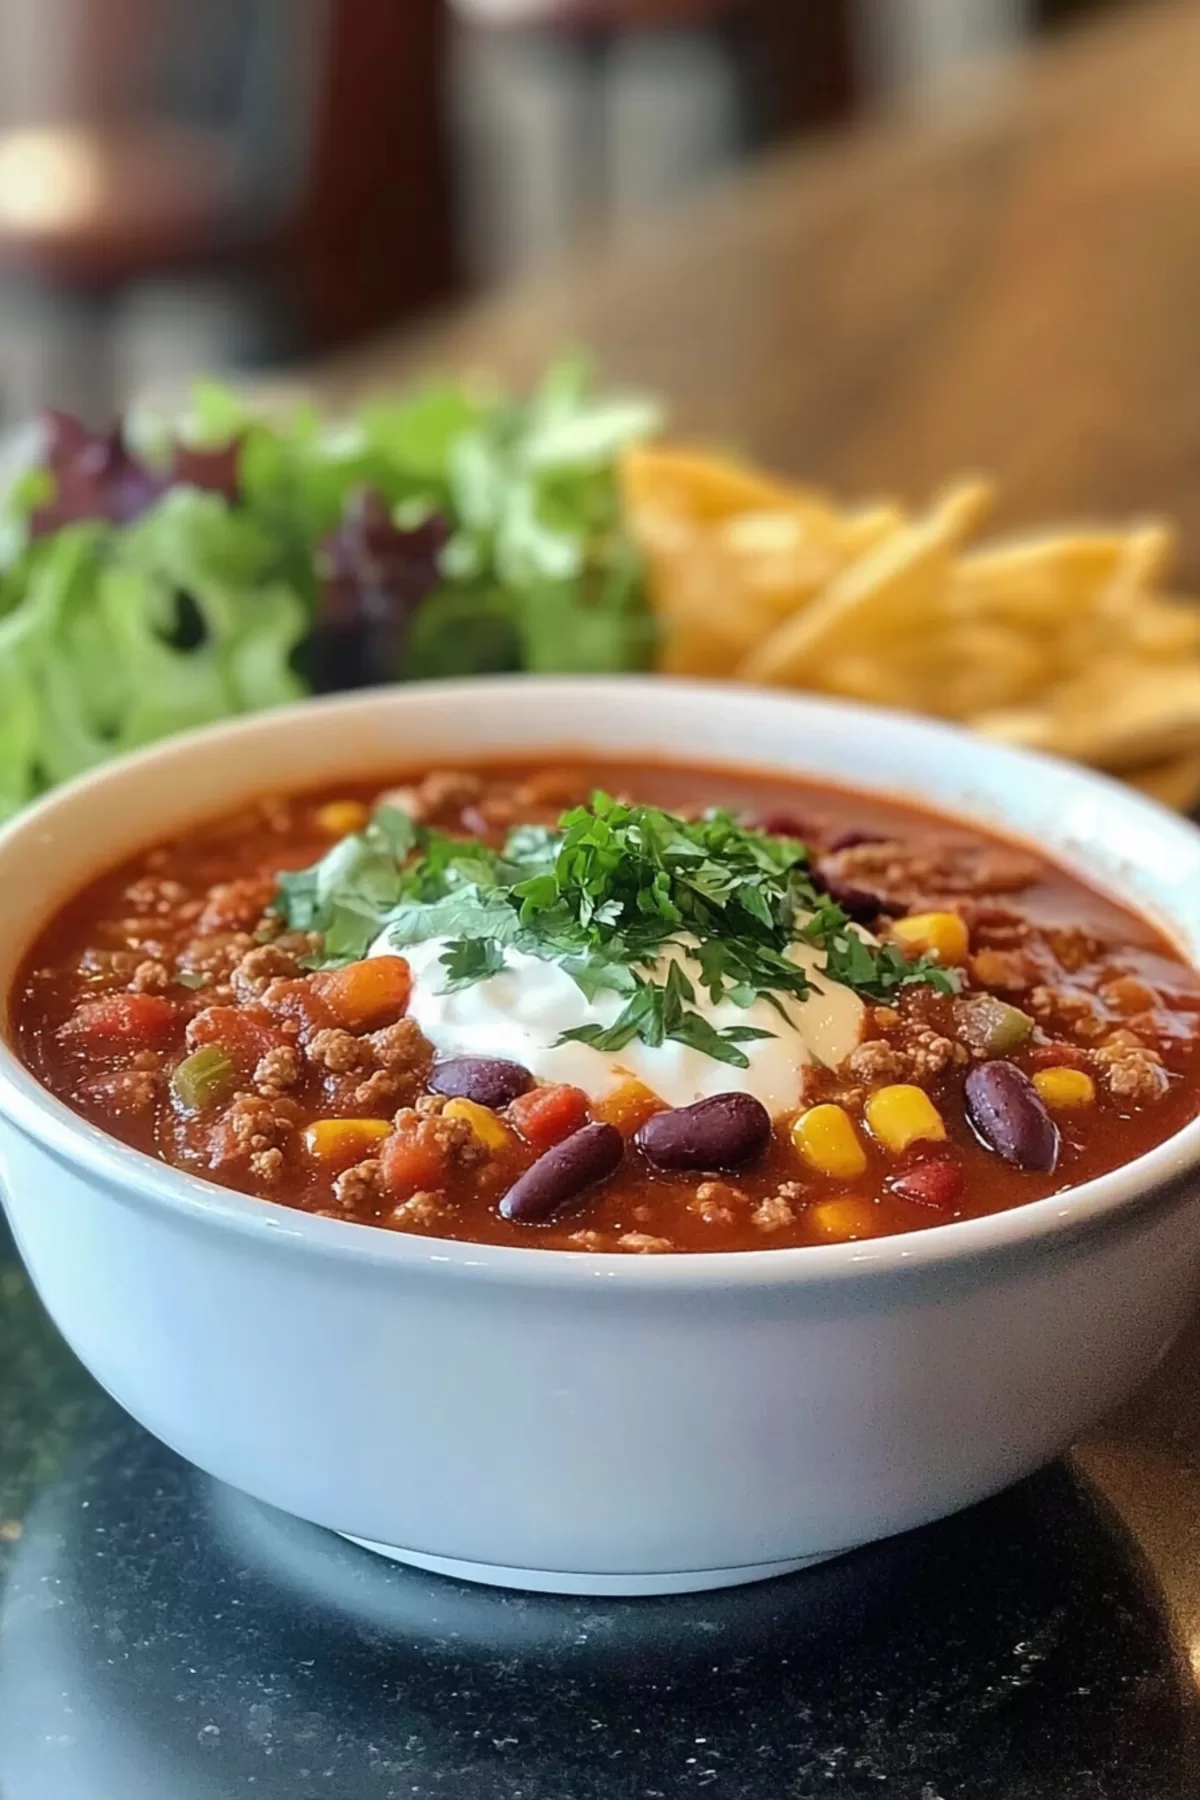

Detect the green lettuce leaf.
xmin=0 ymin=492 xmax=307 ymax=820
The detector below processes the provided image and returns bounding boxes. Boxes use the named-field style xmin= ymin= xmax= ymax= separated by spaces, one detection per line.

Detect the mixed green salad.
xmin=0 ymin=357 xmax=662 ymax=821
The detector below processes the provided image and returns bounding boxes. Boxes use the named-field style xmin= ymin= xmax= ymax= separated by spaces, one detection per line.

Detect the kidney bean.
xmin=500 ymin=1122 xmax=624 ymax=1224
xmin=889 ymin=1153 xmax=964 ymax=1211
xmin=635 ymin=1092 xmax=771 ymax=1172
xmin=824 ymin=828 xmax=886 ymax=853
xmin=813 ymin=869 xmax=887 ymax=924
xmin=964 ymin=1060 xmax=1060 ymax=1172
xmin=759 ymin=811 xmax=812 ymax=840
xmin=430 ymin=1055 xmax=533 ymax=1108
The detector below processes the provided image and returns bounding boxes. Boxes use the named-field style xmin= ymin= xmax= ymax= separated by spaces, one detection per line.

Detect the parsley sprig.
xmin=274 ymin=793 xmax=958 ymax=1069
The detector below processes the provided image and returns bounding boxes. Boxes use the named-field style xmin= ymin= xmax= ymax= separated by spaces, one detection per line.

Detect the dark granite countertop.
xmin=1 ymin=1208 xmax=1198 ymax=1800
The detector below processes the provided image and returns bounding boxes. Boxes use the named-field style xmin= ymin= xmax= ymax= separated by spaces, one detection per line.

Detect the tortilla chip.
xmin=738 ymin=480 xmax=993 ymax=687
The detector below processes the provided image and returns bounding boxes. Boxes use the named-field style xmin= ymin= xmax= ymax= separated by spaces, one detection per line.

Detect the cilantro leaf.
xmin=440 ymin=937 xmax=508 ymax=990
xmin=558 ymin=983 xmax=659 ymax=1055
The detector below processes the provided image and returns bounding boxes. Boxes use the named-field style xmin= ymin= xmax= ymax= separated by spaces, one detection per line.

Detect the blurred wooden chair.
xmin=0 ymin=0 xmax=326 ymax=418
xmin=0 ymin=0 xmax=456 ymax=421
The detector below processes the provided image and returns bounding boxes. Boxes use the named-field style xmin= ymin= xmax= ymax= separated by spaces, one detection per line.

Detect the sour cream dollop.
xmin=374 ymin=931 xmax=865 ymax=1115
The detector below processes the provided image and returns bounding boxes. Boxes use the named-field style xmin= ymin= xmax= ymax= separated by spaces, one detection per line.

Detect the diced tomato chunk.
xmin=379 ymin=1122 xmax=450 ymax=1200
xmin=60 ymin=992 xmax=178 ymax=1046
xmin=889 ymin=1152 xmax=964 ymax=1211
xmin=188 ymin=1003 xmax=290 ymax=1071
xmin=310 ymin=956 xmax=412 ymax=1030
xmin=508 ymin=1082 xmax=589 ymax=1149
xmin=259 ymin=977 xmax=337 ymax=1042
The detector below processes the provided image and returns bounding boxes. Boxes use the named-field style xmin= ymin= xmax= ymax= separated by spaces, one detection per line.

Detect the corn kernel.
xmin=304 ymin=1117 xmax=392 ymax=1162
xmin=791 ymin=1104 xmax=868 ymax=1179
xmin=443 ymin=1097 xmax=511 ymax=1152
xmin=316 ymin=799 xmax=370 ymax=836
xmin=809 ymin=1197 xmax=885 ymax=1242
xmin=891 ymin=911 xmax=969 ymax=966
xmin=865 ymin=1084 xmax=947 ymax=1154
xmin=1033 ymin=1066 xmax=1096 ymax=1110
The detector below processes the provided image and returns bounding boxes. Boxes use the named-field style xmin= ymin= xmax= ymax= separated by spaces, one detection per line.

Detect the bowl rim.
xmin=2 ymin=674 xmax=1200 ymax=1292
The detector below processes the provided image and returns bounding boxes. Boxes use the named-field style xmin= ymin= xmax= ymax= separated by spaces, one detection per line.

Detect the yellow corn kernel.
xmin=304 ymin=1117 xmax=392 ymax=1161
xmin=443 ymin=1097 xmax=511 ymax=1152
xmin=316 ymin=799 xmax=370 ymax=836
xmin=890 ymin=911 xmax=969 ymax=966
xmin=865 ymin=1084 xmax=947 ymax=1154
xmin=791 ymin=1104 xmax=868 ymax=1180
xmin=1033 ymin=1066 xmax=1096 ymax=1110
xmin=809 ymin=1197 xmax=885 ymax=1242
xmin=591 ymin=1077 xmax=664 ymax=1137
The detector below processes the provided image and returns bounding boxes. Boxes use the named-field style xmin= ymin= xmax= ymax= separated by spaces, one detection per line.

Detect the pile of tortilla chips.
xmin=621 ymin=446 xmax=1200 ymax=811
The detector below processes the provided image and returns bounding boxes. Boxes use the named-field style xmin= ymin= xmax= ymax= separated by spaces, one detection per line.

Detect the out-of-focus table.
xmin=323 ymin=0 xmax=1200 ymax=579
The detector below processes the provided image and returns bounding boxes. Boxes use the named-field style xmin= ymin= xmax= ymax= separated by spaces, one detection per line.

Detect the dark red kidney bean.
xmin=813 ymin=868 xmax=887 ymax=924
xmin=964 ymin=1061 xmax=1060 ymax=1173
xmin=759 ymin=811 xmax=812 ymax=840
xmin=824 ymin=828 xmax=886 ymax=853
xmin=430 ymin=1056 xmax=533 ymax=1108
xmin=889 ymin=1153 xmax=964 ymax=1211
xmin=500 ymin=1123 xmax=624 ymax=1224
xmin=635 ymin=1092 xmax=771 ymax=1172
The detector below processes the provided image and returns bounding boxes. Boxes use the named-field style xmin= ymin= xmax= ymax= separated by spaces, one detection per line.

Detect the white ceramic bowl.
xmin=2 ymin=678 xmax=1200 ymax=1597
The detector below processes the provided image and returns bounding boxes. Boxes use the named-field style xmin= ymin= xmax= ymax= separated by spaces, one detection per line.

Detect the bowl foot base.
xmin=338 ymin=1534 xmax=840 ymax=1595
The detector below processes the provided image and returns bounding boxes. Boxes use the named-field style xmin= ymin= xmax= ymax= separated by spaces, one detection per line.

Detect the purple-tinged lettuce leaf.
xmin=311 ymin=490 xmax=449 ymax=690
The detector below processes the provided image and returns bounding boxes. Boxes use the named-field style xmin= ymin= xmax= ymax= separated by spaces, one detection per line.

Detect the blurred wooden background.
xmin=326 ymin=0 xmax=1200 ymax=585
xmin=0 ymin=0 xmax=1131 ymax=419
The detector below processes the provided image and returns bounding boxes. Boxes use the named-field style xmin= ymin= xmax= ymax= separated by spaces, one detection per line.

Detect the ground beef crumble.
xmin=369 ymin=1019 xmax=431 ymax=1073
xmin=333 ymin=1157 xmax=381 ymax=1211
xmin=129 ymin=958 xmax=170 ymax=993
xmin=253 ymin=1045 xmax=303 ymax=1097
xmin=846 ymin=1040 xmax=908 ymax=1085
xmin=196 ymin=877 xmax=276 ymax=935
xmin=1091 ymin=1031 xmax=1167 ymax=1103
xmin=306 ymin=1028 xmax=371 ymax=1074
xmin=392 ymin=1108 xmax=487 ymax=1171
xmin=752 ymin=1194 xmax=796 ymax=1232
xmin=207 ymin=1093 xmax=300 ymax=1176
xmin=391 ymin=1190 xmax=450 ymax=1229
xmin=178 ymin=931 xmax=254 ymax=983
xmin=232 ymin=944 xmax=300 ymax=999
xmin=618 ymin=1231 xmax=673 ymax=1254
xmin=123 ymin=877 xmax=190 ymax=912
xmin=689 ymin=1179 xmax=749 ymax=1225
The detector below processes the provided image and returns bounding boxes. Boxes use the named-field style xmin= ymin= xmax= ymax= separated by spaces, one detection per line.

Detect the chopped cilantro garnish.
xmin=273 ymin=793 xmax=958 ymax=1067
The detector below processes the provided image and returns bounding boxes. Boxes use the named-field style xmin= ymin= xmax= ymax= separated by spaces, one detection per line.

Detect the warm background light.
xmin=0 ymin=123 xmax=235 ymax=240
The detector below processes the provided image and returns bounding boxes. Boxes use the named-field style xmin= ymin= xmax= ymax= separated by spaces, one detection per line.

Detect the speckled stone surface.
xmin=1 ymin=1208 xmax=1199 ymax=1799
